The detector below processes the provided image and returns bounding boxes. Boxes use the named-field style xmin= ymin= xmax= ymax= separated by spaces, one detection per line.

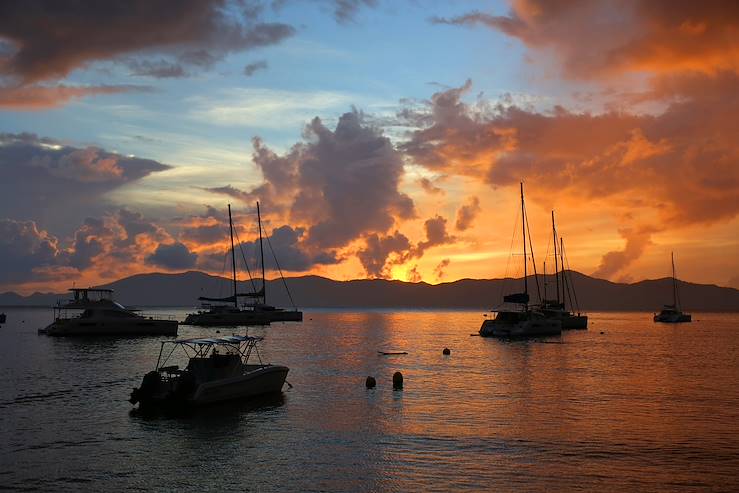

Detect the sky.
xmin=1 ymin=0 xmax=738 ymax=294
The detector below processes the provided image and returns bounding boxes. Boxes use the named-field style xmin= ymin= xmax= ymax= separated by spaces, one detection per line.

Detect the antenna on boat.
xmin=672 ymin=251 xmax=679 ymax=309
xmin=228 ymin=204 xmax=238 ymax=308
xmin=552 ymin=210 xmax=560 ymax=304
xmin=257 ymin=201 xmax=266 ymax=305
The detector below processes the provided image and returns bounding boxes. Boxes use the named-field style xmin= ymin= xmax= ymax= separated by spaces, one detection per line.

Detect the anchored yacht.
xmin=654 ymin=252 xmax=692 ymax=323
xmin=38 ymin=288 xmax=178 ymax=336
xmin=538 ymin=211 xmax=588 ymax=329
xmin=479 ymin=183 xmax=561 ymax=338
xmin=129 ymin=334 xmax=289 ymax=410
xmin=184 ymin=202 xmax=302 ymax=327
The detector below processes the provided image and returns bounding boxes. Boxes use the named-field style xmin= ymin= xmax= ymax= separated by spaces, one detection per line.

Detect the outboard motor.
xmin=129 ymin=370 xmax=161 ymax=405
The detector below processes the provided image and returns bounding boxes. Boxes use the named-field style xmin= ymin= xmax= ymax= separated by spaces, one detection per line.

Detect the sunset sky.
xmin=1 ymin=0 xmax=738 ymax=294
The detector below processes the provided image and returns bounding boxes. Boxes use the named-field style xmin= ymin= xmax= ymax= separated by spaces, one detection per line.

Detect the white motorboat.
xmin=38 ymin=288 xmax=178 ymax=336
xmin=129 ymin=335 xmax=289 ymax=410
xmin=654 ymin=252 xmax=691 ymax=323
xmin=479 ymin=183 xmax=561 ymax=338
xmin=184 ymin=202 xmax=302 ymax=327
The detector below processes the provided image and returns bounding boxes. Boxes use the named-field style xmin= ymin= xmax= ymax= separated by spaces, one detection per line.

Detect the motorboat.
xmin=479 ymin=183 xmax=561 ymax=338
xmin=129 ymin=334 xmax=289 ymax=410
xmin=654 ymin=252 xmax=691 ymax=323
xmin=38 ymin=288 xmax=178 ymax=336
xmin=538 ymin=211 xmax=588 ymax=329
xmin=184 ymin=202 xmax=302 ymax=327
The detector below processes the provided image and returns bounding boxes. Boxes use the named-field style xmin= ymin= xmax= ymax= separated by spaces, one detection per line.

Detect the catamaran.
xmin=479 ymin=183 xmax=561 ymax=338
xmin=654 ymin=252 xmax=691 ymax=323
xmin=38 ymin=288 xmax=178 ymax=336
xmin=538 ymin=211 xmax=588 ymax=329
xmin=184 ymin=202 xmax=302 ymax=326
xmin=129 ymin=334 xmax=289 ymax=410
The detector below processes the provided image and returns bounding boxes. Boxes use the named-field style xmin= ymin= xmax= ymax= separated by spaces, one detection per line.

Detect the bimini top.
xmin=173 ymin=335 xmax=263 ymax=345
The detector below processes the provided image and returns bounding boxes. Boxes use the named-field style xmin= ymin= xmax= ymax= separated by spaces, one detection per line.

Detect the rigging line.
xmin=232 ymin=225 xmax=258 ymax=294
xmin=217 ymin=249 xmax=228 ymax=298
xmin=562 ymin=240 xmax=580 ymax=313
xmin=264 ymin=228 xmax=297 ymax=311
xmin=523 ymin=199 xmax=542 ymax=302
xmin=499 ymin=205 xmax=521 ymax=304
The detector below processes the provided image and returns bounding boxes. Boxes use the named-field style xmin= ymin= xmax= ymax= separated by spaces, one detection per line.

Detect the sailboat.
xmin=538 ymin=211 xmax=588 ymax=329
xmin=184 ymin=203 xmax=302 ymax=326
xmin=653 ymin=252 xmax=691 ymax=323
xmin=479 ymin=183 xmax=561 ymax=338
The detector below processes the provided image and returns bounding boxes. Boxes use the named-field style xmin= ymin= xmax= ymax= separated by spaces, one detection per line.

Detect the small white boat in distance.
xmin=39 ymin=288 xmax=177 ymax=336
xmin=129 ymin=335 xmax=289 ymax=410
xmin=654 ymin=252 xmax=691 ymax=323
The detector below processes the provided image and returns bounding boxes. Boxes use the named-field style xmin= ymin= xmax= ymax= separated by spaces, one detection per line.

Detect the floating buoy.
xmin=442 ymin=348 xmax=451 ymax=355
xmin=215 ymin=330 xmax=220 ymax=333
xmin=600 ymin=331 xmax=604 ymax=335
xmin=393 ymin=371 xmax=403 ymax=390
xmin=365 ymin=376 xmax=376 ymax=388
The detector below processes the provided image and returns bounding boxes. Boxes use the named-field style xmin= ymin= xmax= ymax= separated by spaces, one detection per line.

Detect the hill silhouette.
xmin=1 ymin=270 xmax=738 ymax=311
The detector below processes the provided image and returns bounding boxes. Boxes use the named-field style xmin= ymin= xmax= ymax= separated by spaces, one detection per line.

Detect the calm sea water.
xmin=0 ymin=308 xmax=737 ymax=492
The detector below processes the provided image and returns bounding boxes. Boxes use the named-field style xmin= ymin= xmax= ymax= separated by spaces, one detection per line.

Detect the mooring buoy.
xmin=365 ymin=376 xmax=376 ymax=388
xmin=442 ymin=348 xmax=451 ymax=355
xmin=393 ymin=371 xmax=403 ymax=390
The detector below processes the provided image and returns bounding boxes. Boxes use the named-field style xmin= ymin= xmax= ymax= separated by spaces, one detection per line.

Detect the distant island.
xmin=2 ymin=270 xmax=738 ymax=311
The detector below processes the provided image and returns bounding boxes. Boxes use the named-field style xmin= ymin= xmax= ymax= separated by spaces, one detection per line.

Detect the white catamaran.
xmin=653 ymin=252 xmax=691 ymax=323
xmin=479 ymin=183 xmax=562 ymax=338
xmin=184 ymin=202 xmax=302 ymax=326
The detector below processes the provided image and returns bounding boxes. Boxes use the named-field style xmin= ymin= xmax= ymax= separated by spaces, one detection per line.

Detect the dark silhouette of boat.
xmin=129 ymin=335 xmax=288 ymax=410
xmin=654 ymin=252 xmax=691 ymax=323
xmin=479 ymin=183 xmax=561 ymax=338
xmin=184 ymin=202 xmax=302 ymax=326
xmin=38 ymin=288 xmax=177 ymax=336
xmin=538 ymin=211 xmax=588 ymax=329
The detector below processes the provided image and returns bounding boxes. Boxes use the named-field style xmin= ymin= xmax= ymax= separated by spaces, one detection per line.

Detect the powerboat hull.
xmin=40 ymin=318 xmax=178 ymax=336
xmin=480 ymin=318 xmax=561 ymax=338
xmin=134 ymin=365 xmax=289 ymax=410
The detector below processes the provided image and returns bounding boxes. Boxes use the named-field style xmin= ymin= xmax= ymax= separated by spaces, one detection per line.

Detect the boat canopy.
xmin=173 ymin=335 xmax=263 ymax=345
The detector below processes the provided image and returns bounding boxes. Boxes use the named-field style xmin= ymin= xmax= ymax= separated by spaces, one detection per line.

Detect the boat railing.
xmin=138 ymin=312 xmax=178 ymax=321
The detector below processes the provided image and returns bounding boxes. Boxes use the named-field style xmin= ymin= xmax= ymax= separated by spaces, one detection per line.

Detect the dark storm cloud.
xmin=211 ymin=110 xmax=415 ymax=250
xmin=356 ymin=231 xmax=411 ymax=278
xmin=455 ymin=196 xmax=481 ymax=231
xmin=356 ymin=215 xmax=454 ymax=278
xmin=0 ymin=219 xmax=64 ymax=283
xmin=0 ymin=0 xmax=295 ymax=84
xmin=0 ymin=133 xmax=170 ymax=236
xmin=232 ymin=225 xmax=340 ymax=272
xmin=244 ymin=60 xmax=268 ymax=77
xmin=146 ymin=242 xmax=198 ymax=270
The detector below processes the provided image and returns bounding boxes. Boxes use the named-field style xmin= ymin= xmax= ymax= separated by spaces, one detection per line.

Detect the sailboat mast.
xmin=257 ymin=201 xmax=266 ymax=305
xmin=521 ymin=182 xmax=528 ymax=298
xmin=672 ymin=251 xmax=678 ymax=309
xmin=227 ymin=204 xmax=238 ymax=308
xmin=552 ymin=210 xmax=560 ymax=304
